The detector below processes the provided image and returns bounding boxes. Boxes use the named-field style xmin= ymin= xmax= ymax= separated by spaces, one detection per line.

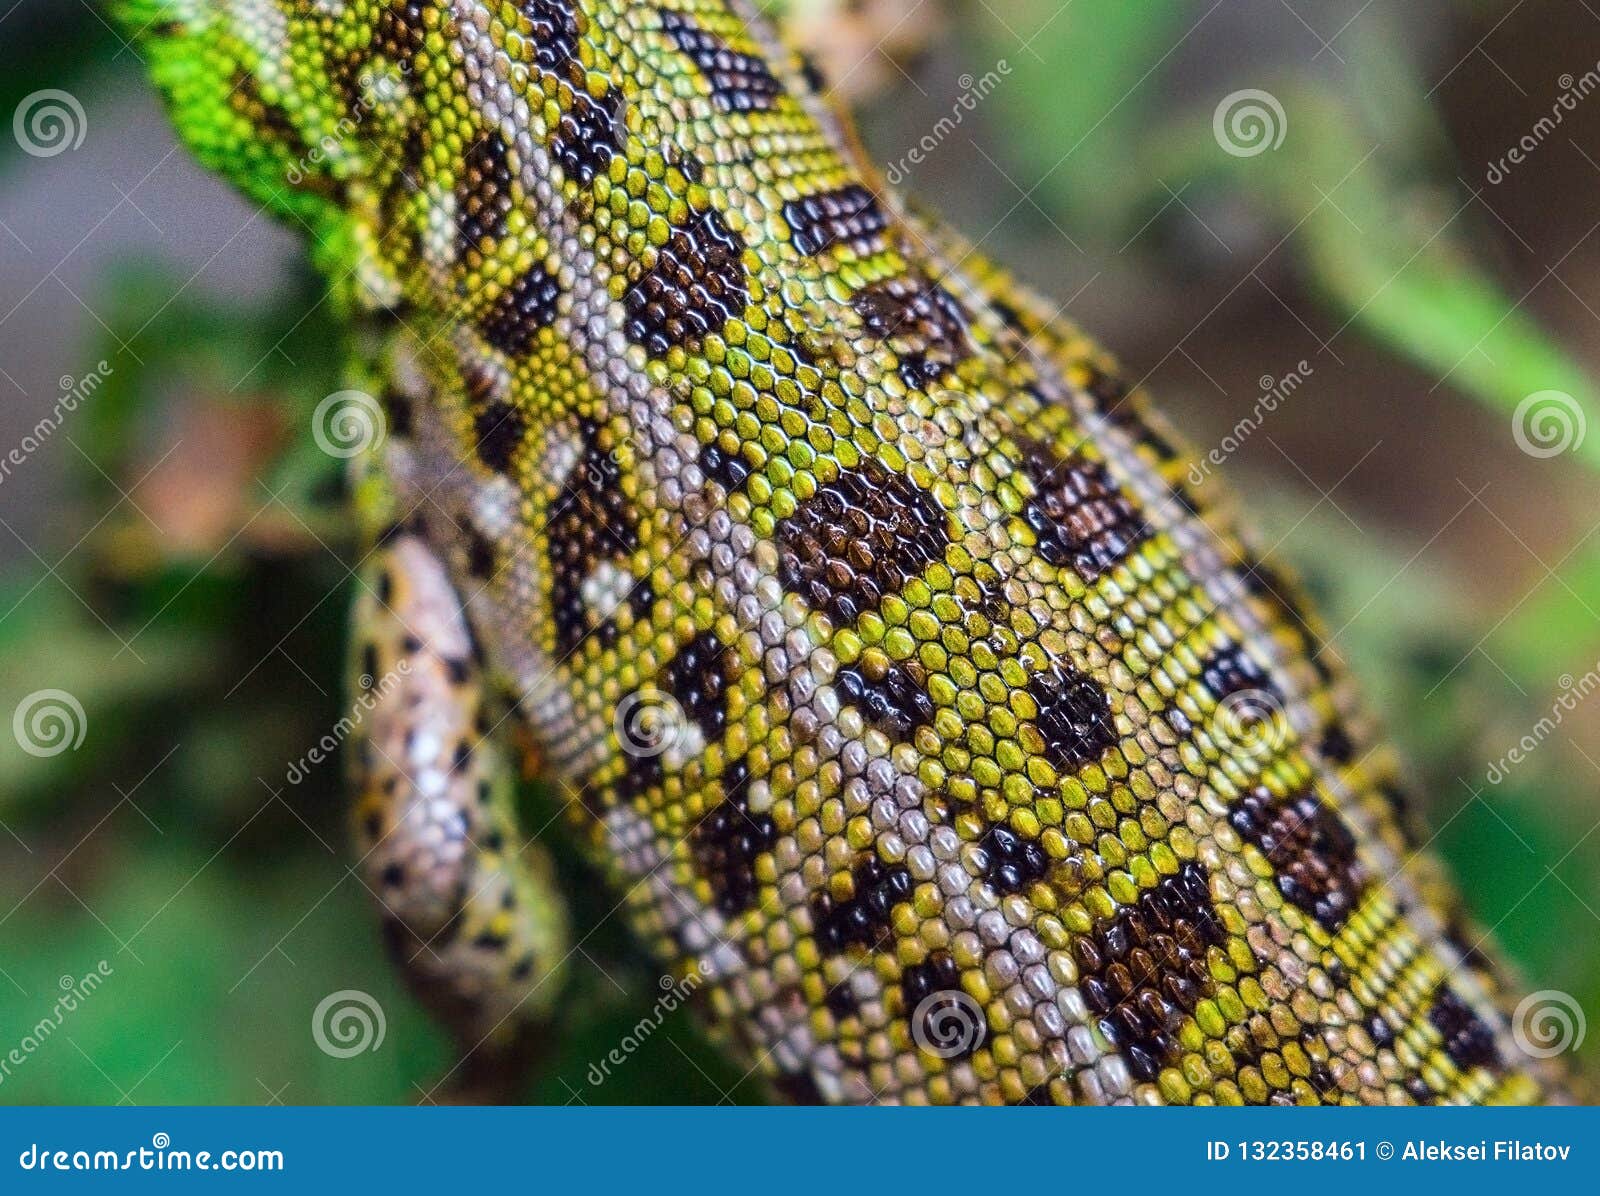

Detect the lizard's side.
xmin=122 ymin=0 xmax=1573 ymax=1103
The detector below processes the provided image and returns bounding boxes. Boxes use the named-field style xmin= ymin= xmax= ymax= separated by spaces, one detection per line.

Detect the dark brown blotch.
xmin=691 ymin=759 xmax=777 ymax=916
xmin=783 ymin=184 xmax=888 ymax=257
xmin=811 ymin=855 xmax=912 ymax=955
xmin=1075 ymin=862 xmax=1225 ymax=1081
xmin=547 ymin=420 xmax=638 ymax=656
xmin=480 ymin=264 xmax=561 ymax=357
xmin=1017 ymin=439 xmax=1150 ymax=580
xmin=1027 ymin=661 xmax=1117 ymax=773
xmin=1228 ymin=786 xmax=1367 ymax=932
xmin=852 ymin=274 xmax=972 ymax=390
xmin=776 ymin=458 xmax=949 ymax=627
xmin=623 ymin=206 xmax=748 ymax=355
xmin=659 ymin=9 xmax=785 ymax=113
xmin=456 ymin=132 xmax=514 ymax=256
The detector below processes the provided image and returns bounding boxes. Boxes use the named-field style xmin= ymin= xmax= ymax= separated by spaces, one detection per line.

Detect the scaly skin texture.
xmin=122 ymin=0 xmax=1575 ymax=1104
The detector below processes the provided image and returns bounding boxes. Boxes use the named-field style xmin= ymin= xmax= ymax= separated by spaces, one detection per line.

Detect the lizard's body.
xmin=124 ymin=0 xmax=1571 ymax=1103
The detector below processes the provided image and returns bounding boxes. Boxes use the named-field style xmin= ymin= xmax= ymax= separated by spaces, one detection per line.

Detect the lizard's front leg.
xmin=347 ymin=525 xmax=569 ymax=1089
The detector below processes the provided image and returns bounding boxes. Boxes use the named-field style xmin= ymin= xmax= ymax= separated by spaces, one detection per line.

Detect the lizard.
xmin=117 ymin=0 xmax=1577 ymax=1104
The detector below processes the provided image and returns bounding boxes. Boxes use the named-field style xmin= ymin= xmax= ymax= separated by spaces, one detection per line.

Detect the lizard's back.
xmin=125 ymin=0 xmax=1573 ymax=1103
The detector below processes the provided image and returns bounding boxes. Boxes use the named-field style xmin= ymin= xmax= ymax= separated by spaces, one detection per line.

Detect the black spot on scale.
xmin=835 ymin=663 xmax=934 ymax=742
xmin=1227 ymin=787 xmax=1367 ymax=932
xmin=697 ymin=440 xmax=751 ymax=492
xmin=783 ymin=184 xmax=889 ymax=257
xmin=480 ymin=264 xmax=561 ymax=357
xmin=472 ymin=399 xmax=525 ymax=474
xmin=552 ymin=88 xmax=626 ymax=186
xmin=1027 ymin=661 xmax=1117 ymax=773
xmin=1319 ymin=722 xmax=1355 ymax=765
xmin=1368 ymin=1013 xmax=1396 ymax=1048
xmin=851 ymin=274 xmax=972 ymax=390
xmin=1428 ymin=986 xmax=1500 ymax=1072
xmin=662 ymin=630 xmax=732 ymax=739
xmin=811 ymin=855 xmax=912 ymax=955
xmin=623 ymin=206 xmax=748 ymax=355
xmin=1016 ymin=439 xmax=1150 ymax=581
xmin=796 ymin=52 xmax=828 ymax=95
xmin=465 ymin=528 xmax=497 ymax=580
xmin=374 ymin=2 xmax=429 ymax=74
xmin=658 ymin=10 xmax=785 ymax=113
xmin=547 ymin=420 xmax=637 ymax=657
xmin=1075 ymin=862 xmax=1225 ymax=1082
xmin=776 ymin=458 xmax=950 ymax=628
xmin=1237 ymin=555 xmax=1336 ymax=686
xmin=456 ymin=132 xmax=514 ymax=256
xmin=1198 ymin=641 xmax=1275 ymax=702
xmin=522 ymin=0 xmax=582 ymax=77
xmin=382 ymin=389 xmax=413 ymax=438
xmin=772 ymin=1070 xmax=826 ymax=1105
xmin=977 ymin=823 xmax=1049 ymax=895
xmin=691 ymin=759 xmax=778 ymax=916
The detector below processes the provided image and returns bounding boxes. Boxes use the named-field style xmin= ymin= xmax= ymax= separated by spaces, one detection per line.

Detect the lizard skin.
xmin=119 ymin=0 xmax=1576 ymax=1104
